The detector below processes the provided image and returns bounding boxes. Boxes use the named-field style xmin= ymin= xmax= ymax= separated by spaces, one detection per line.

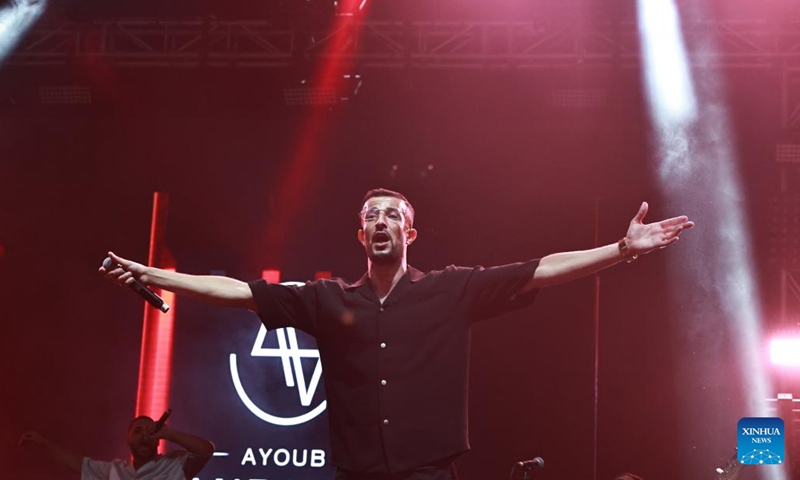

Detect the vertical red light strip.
xmin=135 ymin=192 xmax=175 ymax=454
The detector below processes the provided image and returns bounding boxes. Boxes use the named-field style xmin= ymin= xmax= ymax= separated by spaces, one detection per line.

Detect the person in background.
xmin=19 ymin=415 xmax=214 ymax=480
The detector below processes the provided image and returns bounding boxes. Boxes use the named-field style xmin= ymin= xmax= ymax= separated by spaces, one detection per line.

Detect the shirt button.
xmin=381 ymin=379 xmax=387 ymax=386
xmin=383 ymin=419 xmax=389 ymax=426
xmin=380 ymin=342 xmax=386 ymax=349
xmin=379 ymin=307 xmax=385 ymax=312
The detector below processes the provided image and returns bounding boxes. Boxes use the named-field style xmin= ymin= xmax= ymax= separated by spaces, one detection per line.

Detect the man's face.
xmin=358 ymin=196 xmax=416 ymax=265
xmin=126 ymin=418 xmax=158 ymax=461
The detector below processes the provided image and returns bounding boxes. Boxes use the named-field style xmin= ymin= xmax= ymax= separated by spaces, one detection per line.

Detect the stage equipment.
xmin=509 ymin=456 xmax=544 ymax=480
xmin=39 ymin=86 xmax=91 ymax=105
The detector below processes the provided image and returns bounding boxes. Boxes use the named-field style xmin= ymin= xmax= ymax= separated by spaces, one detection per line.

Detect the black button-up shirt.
xmin=249 ymin=259 xmax=540 ymax=474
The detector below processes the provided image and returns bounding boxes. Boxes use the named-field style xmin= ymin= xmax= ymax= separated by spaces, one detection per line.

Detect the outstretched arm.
xmin=19 ymin=431 xmax=83 ymax=473
xmin=526 ymin=202 xmax=694 ymax=290
xmin=99 ymin=251 xmax=256 ymax=310
xmin=156 ymin=426 xmax=215 ymax=478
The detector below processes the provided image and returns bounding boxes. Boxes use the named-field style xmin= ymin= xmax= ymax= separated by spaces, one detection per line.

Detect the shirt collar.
xmin=345 ymin=266 xmax=424 ymax=290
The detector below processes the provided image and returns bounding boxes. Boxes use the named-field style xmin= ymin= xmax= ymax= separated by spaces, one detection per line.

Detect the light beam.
xmin=638 ymin=1 xmax=781 ymax=478
xmin=0 ymin=0 xmax=46 ymax=67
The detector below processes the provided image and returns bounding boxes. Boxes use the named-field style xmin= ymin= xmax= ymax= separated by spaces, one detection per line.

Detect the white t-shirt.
xmin=81 ymin=451 xmax=187 ymax=480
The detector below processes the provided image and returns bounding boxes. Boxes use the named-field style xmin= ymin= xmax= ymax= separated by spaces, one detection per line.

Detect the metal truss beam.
xmin=9 ymin=18 xmax=800 ymax=127
xmin=8 ymin=19 xmax=800 ymax=70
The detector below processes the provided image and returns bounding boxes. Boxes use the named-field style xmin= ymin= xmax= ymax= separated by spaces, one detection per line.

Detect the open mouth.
xmin=372 ymin=232 xmax=390 ymax=246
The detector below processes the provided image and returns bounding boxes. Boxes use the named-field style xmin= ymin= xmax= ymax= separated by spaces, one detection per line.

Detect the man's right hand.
xmin=97 ymin=250 xmax=256 ymax=310
xmin=99 ymin=251 xmax=149 ymax=287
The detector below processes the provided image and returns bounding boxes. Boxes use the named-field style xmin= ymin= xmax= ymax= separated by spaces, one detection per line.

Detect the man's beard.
xmin=367 ymin=245 xmax=401 ymax=265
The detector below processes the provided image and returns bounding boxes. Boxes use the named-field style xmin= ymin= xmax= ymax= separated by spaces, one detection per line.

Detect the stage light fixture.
xmin=284 ymin=84 xmax=338 ymax=107
xmin=770 ymin=337 xmax=800 ymax=366
xmin=777 ymin=144 xmax=800 ymax=164
xmin=284 ymin=74 xmax=362 ymax=106
xmin=769 ymin=195 xmax=800 ymax=266
xmin=39 ymin=86 xmax=92 ymax=105
xmin=334 ymin=0 xmax=368 ymax=17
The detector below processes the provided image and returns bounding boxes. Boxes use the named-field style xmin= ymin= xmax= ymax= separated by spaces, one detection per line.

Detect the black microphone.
xmin=103 ymin=257 xmax=170 ymax=313
xmin=516 ymin=457 xmax=544 ymax=470
xmin=152 ymin=408 xmax=172 ymax=433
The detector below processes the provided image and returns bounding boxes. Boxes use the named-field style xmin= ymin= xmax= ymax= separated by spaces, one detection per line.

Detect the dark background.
xmin=3 ymin=0 xmax=800 ymax=479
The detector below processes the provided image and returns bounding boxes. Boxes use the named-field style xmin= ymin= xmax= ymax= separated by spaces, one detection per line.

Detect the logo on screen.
xmin=737 ymin=417 xmax=784 ymax=465
xmin=229 ymin=283 xmax=326 ymax=426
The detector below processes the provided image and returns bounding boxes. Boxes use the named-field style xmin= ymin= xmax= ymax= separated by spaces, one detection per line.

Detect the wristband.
xmin=618 ymin=238 xmax=638 ymax=263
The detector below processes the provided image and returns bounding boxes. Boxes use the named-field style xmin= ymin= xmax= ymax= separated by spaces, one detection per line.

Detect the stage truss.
xmin=6 ymin=18 xmax=800 ymax=124
xmin=6 ymin=19 xmax=800 ymax=70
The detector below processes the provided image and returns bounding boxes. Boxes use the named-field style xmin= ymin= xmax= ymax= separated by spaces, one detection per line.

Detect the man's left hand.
xmin=625 ymin=201 xmax=695 ymax=256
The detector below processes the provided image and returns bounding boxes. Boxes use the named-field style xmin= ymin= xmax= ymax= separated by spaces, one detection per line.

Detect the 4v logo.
xmin=230 ymin=283 xmax=326 ymax=426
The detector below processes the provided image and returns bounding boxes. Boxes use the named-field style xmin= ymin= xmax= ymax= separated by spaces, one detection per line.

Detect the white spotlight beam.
xmin=639 ymin=0 xmax=697 ymax=128
xmin=638 ymin=1 xmax=782 ymax=480
xmin=0 ymin=0 xmax=46 ymax=67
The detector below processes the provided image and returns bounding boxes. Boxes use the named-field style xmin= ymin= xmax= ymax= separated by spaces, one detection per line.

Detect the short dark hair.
xmin=127 ymin=416 xmax=154 ymax=433
xmin=360 ymin=188 xmax=415 ymax=227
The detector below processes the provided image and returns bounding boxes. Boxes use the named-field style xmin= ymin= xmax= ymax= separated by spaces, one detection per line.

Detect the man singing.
xmin=100 ymin=188 xmax=693 ymax=480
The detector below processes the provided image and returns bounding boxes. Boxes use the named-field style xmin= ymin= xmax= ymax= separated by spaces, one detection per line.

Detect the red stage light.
xmin=135 ymin=192 xmax=176 ymax=454
xmin=262 ymin=269 xmax=281 ymax=283
xmin=315 ymin=271 xmax=332 ymax=280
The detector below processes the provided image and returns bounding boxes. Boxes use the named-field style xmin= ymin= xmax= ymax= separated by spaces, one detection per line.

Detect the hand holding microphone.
xmin=516 ymin=457 xmax=544 ymax=470
xmin=100 ymin=252 xmax=169 ymax=313
xmin=150 ymin=408 xmax=172 ymax=435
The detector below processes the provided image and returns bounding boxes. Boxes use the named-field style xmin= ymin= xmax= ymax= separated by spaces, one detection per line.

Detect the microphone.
xmin=516 ymin=457 xmax=544 ymax=470
xmin=152 ymin=408 xmax=172 ymax=433
xmin=103 ymin=257 xmax=170 ymax=313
